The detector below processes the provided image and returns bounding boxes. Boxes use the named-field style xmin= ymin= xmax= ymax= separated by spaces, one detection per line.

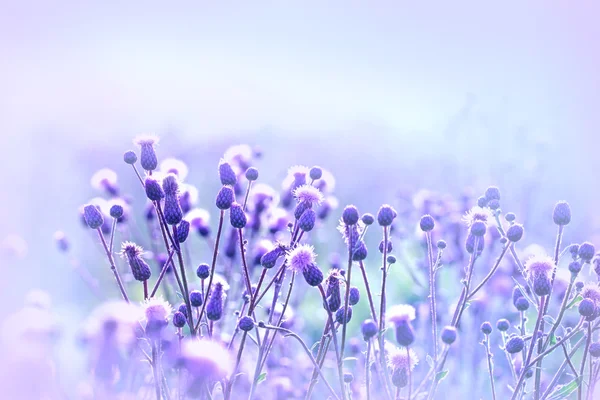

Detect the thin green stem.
xmin=96 ymin=228 xmax=129 ymax=302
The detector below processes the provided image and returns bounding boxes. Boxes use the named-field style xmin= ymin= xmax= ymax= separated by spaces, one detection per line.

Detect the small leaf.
xmin=426 ymin=355 xmax=434 ymax=368
xmin=546 ymin=376 xmax=582 ymax=399
xmin=567 ymin=295 xmax=583 ymax=309
xmin=435 ymin=370 xmax=449 ymax=383
xmin=543 ymin=315 xmax=556 ymax=325
xmin=550 ymin=333 xmax=557 ymax=346
xmin=176 ymin=291 xmax=183 ymax=299
xmin=256 ymin=372 xmax=267 ymax=384
xmin=310 ymin=340 xmax=321 ymax=353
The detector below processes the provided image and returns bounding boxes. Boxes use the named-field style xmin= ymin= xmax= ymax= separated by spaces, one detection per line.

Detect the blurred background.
xmin=1 ymin=1 xmax=599 ymax=396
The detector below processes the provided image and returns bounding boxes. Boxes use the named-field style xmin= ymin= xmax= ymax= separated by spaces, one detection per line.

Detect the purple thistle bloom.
xmin=189 ymin=290 xmax=203 ymax=307
xmin=294 ymin=200 xmax=312 ymax=220
xmin=470 ymin=220 xmax=486 ymax=237
xmin=121 ymin=242 xmax=151 ymax=281
xmin=162 ymin=174 xmax=179 ymax=197
xmin=109 ymin=204 xmax=124 ymax=219
xmin=218 ymin=159 xmax=237 ymax=186
xmin=553 ymin=201 xmax=571 ymax=226
xmin=123 ymin=150 xmax=137 ymax=164
xmin=325 ymin=271 xmax=342 ymax=312
xmin=361 ymin=319 xmax=378 ymax=340
xmin=164 ymin=194 xmax=183 ymax=225
xmin=352 ymin=240 xmax=368 ymax=261
xmin=579 ymin=299 xmax=595 ymax=317
xmin=465 ymin=234 xmax=484 ymax=254
xmin=361 ymin=213 xmax=375 ymax=225
xmin=245 ymin=167 xmax=259 ymax=181
xmin=238 ymin=316 xmax=254 ymax=331
xmin=506 ymin=336 xmax=525 ymax=354
xmin=524 ymin=255 xmax=555 ymax=296
xmin=506 ymin=224 xmax=524 ymax=242
xmin=229 ymin=203 xmax=247 ymax=229
xmin=176 ymin=220 xmax=190 ymax=243
xmin=145 ymin=177 xmax=165 ymax=201
xmin=83 ymin=204 xmax=104 ymax=229
xmin=335 ymin=306 xmax=353 ymax=324
xmin=216 ymin=186 xmax=235 ymax=210
xmin=135 ymin=135 xmax=159 ymax=171
xmin=379 ymin=239 xmax=393 ymax=254
xmin=196 ymin=263 xmax=210 ymax=279
xmin=302 ymin=263 xmax=323 ymax=286
xmin=481 ymin=321 xmax=493 ymax=335
xmin=342 ymin=205 xmax=360 ymax=226
xmin=441 ymin=326 xmax=457 ymax=345
xmin=484 ymin=186 xmax=501 ymax=202
xmin=206 ymin=282 xmax=225 ymax=321
xmin=589 ymin=343 xmax=600 ymax=357
xmin=578 ymin=242 xmax=595 ymax=262
xmin=298 ymin=208 xmax=317 ymax=232
xmin=377 ymin=204 xmax=397 ymax=226
xmin=261 ymin=246 xmax=284 ymax=269
xmin=173 ymin=311 xmax=186 ymax=328
xmin=419 ymin=214 xmax=435 ymax=232
xmin=349 ymin=286 xmax=360 ymax=305
xmin=178 ymin=303 xmax=189 ymax=318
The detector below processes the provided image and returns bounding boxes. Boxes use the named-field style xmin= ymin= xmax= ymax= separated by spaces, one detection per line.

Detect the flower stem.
xmin=425 ymin=232 xmax=438 ymax=361
xmin=96 ymin=228 xmax=129 ymax=303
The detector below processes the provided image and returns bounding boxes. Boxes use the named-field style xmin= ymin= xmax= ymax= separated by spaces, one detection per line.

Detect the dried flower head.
xmin=160 ymin=158 xmax=189 ymax=181
xmin=387 ymin=344 xmax=418 ymax=371
xmin=179 ymin=339 xmax=232 ymax=380
xmin=387 ymin=304 xmax=416 ymax=324
xmin=143 ymin=297 xmax=172 ymax=323
xmin=524 ymin=255 xmax=556 ymax=278
xmin=286 ymin=244 xmax=317 ymax=273
xmin=462 ymin=206 xmax=493 ymax=227
xmin=293 ymin=184 xmax=324 ymax=205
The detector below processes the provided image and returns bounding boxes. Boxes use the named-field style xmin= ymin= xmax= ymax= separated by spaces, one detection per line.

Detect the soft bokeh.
xmin=1 ymin=2 xmax=599 ymax=399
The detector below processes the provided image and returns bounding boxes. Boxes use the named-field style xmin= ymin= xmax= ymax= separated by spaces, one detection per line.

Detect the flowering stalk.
xmin=96 ymin=228 xmax=130 ymax=303
xmin=483 ymin=332 xmax=497 ymax=400
xmin=358 ymin=260 xmax=379 ymax=324
xmin=578 ymin=324 xmax=592 ymax=400
xmin=340 ymin=225 xmax=353 ymax=358
xmin=378 ymin=225 xmax=393 ymax=392
xmin=425 ymin=231 xmax=438 ymax=361
xmin=196 ymin=210 xmax=225 ymax=327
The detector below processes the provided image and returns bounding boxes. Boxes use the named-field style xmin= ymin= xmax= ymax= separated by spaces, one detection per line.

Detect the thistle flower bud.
xmin=309 ymin=166 xmax=322 ymax=181
xmin=379 ymin=240 xmax=393 ymax=254
xmin=189 ymin=290 xmax=203 ymax=307
xmin=343 ymin=372 xmax=353 ymax=384
xmin=302 ymin=263 xmax=323 ymax=286
xmin=496 ymin=319 xmax=510 ymax=332
xmin=387 ymin=255 xmax=397 ymax=264
xmin=238 ymin=315 xmax=254 ymax=332
xmin=361 ymin=319 xmax=378 ymax=340
xmin=229 ymin=203 xmax=247 ymax=229
xmin=83 ymin=205 xmax=104 ymax=229
xmin=576 ymin=281 xmax=585 ymax=291
xmin=485 ymin=186 xmax=501 ymax=202
xmin=506 ymin=224 xmax=524 ymax=242
xmin=525 ymin=370 xmax=534 ymax=379
xmin=505 ymin=212 xmax=516 ymax=222
xmin=336 ymin=306 xmax=353 ymax=324
xmin=553 ymin=201 xmax=571 ymax=226
xmin=298 ymin=209 xmax=316 ymax=232
xmin=525 ymin=256 xmax=555 ymax=296
xmin=325 ymin=273 xmax=342 ymax=312
xmin=349 ymin=287 xmax=360 ymax=305
xmin=54 ymin=231 xmax=69 ymax=252
xmin=437 ymin=240 xmax=447 ymax=249
xmin=361 ymin=213 xmax=375 ymax=226
xmin=121 ymin=242 xmax=151 ymax=281
xmin=515 ymin=297 xmax=529 ymax=311
xmin=578 ymin=242 xmax=595 ymax=263
xmin=506 ymin=336 xmax=525 ymax=354
xmin=123 ymin=150 xmax=137 ymax=164
xmin=481 ymin=321 xmax=493 ymax=335
xmin=465 ymin=234 xmax=484 ymax=254
xmin=176 ymin=221 xmax=190 ymax=243
xmin=216 ymin=186 xmax=235 ymax=210
xmin=470 ymin=221 xmax=486 ymax=237
xmin=579 ymin=299 xmax=596 ymax=317
xmin=206 ymin=283 xmax=224 ymax=321
xmin=136 ymin=136 xmax=159 ymax=171
xmin=342 ymin=205 xmax=360 ymax=225
xmin=488 ymin=199 xmax=500 ymax=210
xmin=441 ymin=326 xmax=457 ymax=345
xmin=477 ymin=196 xmax=488 ymax=208
xmin=245 ymin=167 xmax=259 ymax=181
xmin=419 ymin=215 xmax=435 ymax=232
xmin=164 ymin=195 xmax=183 ymax=225
xmin=589 ymin=342 xmax=600 ymax=357
xmin=196 ymin=263 xmax=210 ymax=279
xmin=394 ymin=320 xmax=415 ymax=347
xmin=143 ymin=178 xmax=163 ymax=202
xmin=219 ymin=160 xmax=237 ymax=186
xmin=173 ymin=311 xmax=186 ymax=328
xmin=109 ymin=204 xmax=124 ymax=219
xmin=261 ymin=247 xmax=283 ymax=269
xmin=569 ymin=261 xmax=582 ymax=275
xmin=377 ymin=205 xmax=397 ymax=226
xmin=392 ymin=368 xmax=408 ymax=388
xmin=512 ymin=287 xmax=525 ymax=306
xmin=352 ymin=241 xmax=368 ymax=261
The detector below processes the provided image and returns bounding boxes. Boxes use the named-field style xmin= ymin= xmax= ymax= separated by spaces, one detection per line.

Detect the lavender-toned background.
xmin=1 ymin=1 xmax=599 ymax=395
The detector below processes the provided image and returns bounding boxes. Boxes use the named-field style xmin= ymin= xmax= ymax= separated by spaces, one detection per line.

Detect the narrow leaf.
xmin=546 ymin=376 xmax=582 ymax=399
xmin=256 ymin=372 xmax=267 ymax=384
xmin=435 ymin=370 xmax=449 ymax=383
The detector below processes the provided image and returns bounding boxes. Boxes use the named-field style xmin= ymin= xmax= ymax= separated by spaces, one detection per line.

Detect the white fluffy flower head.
xmin=387 ymin=304 xmax=416 ymax=325
xmin=286 ymin=244 xmax=317 ymax=273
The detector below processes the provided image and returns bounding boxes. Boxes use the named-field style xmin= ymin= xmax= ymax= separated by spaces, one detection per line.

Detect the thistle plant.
xmin=30 ymin=136 xmax=600 ymax=400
